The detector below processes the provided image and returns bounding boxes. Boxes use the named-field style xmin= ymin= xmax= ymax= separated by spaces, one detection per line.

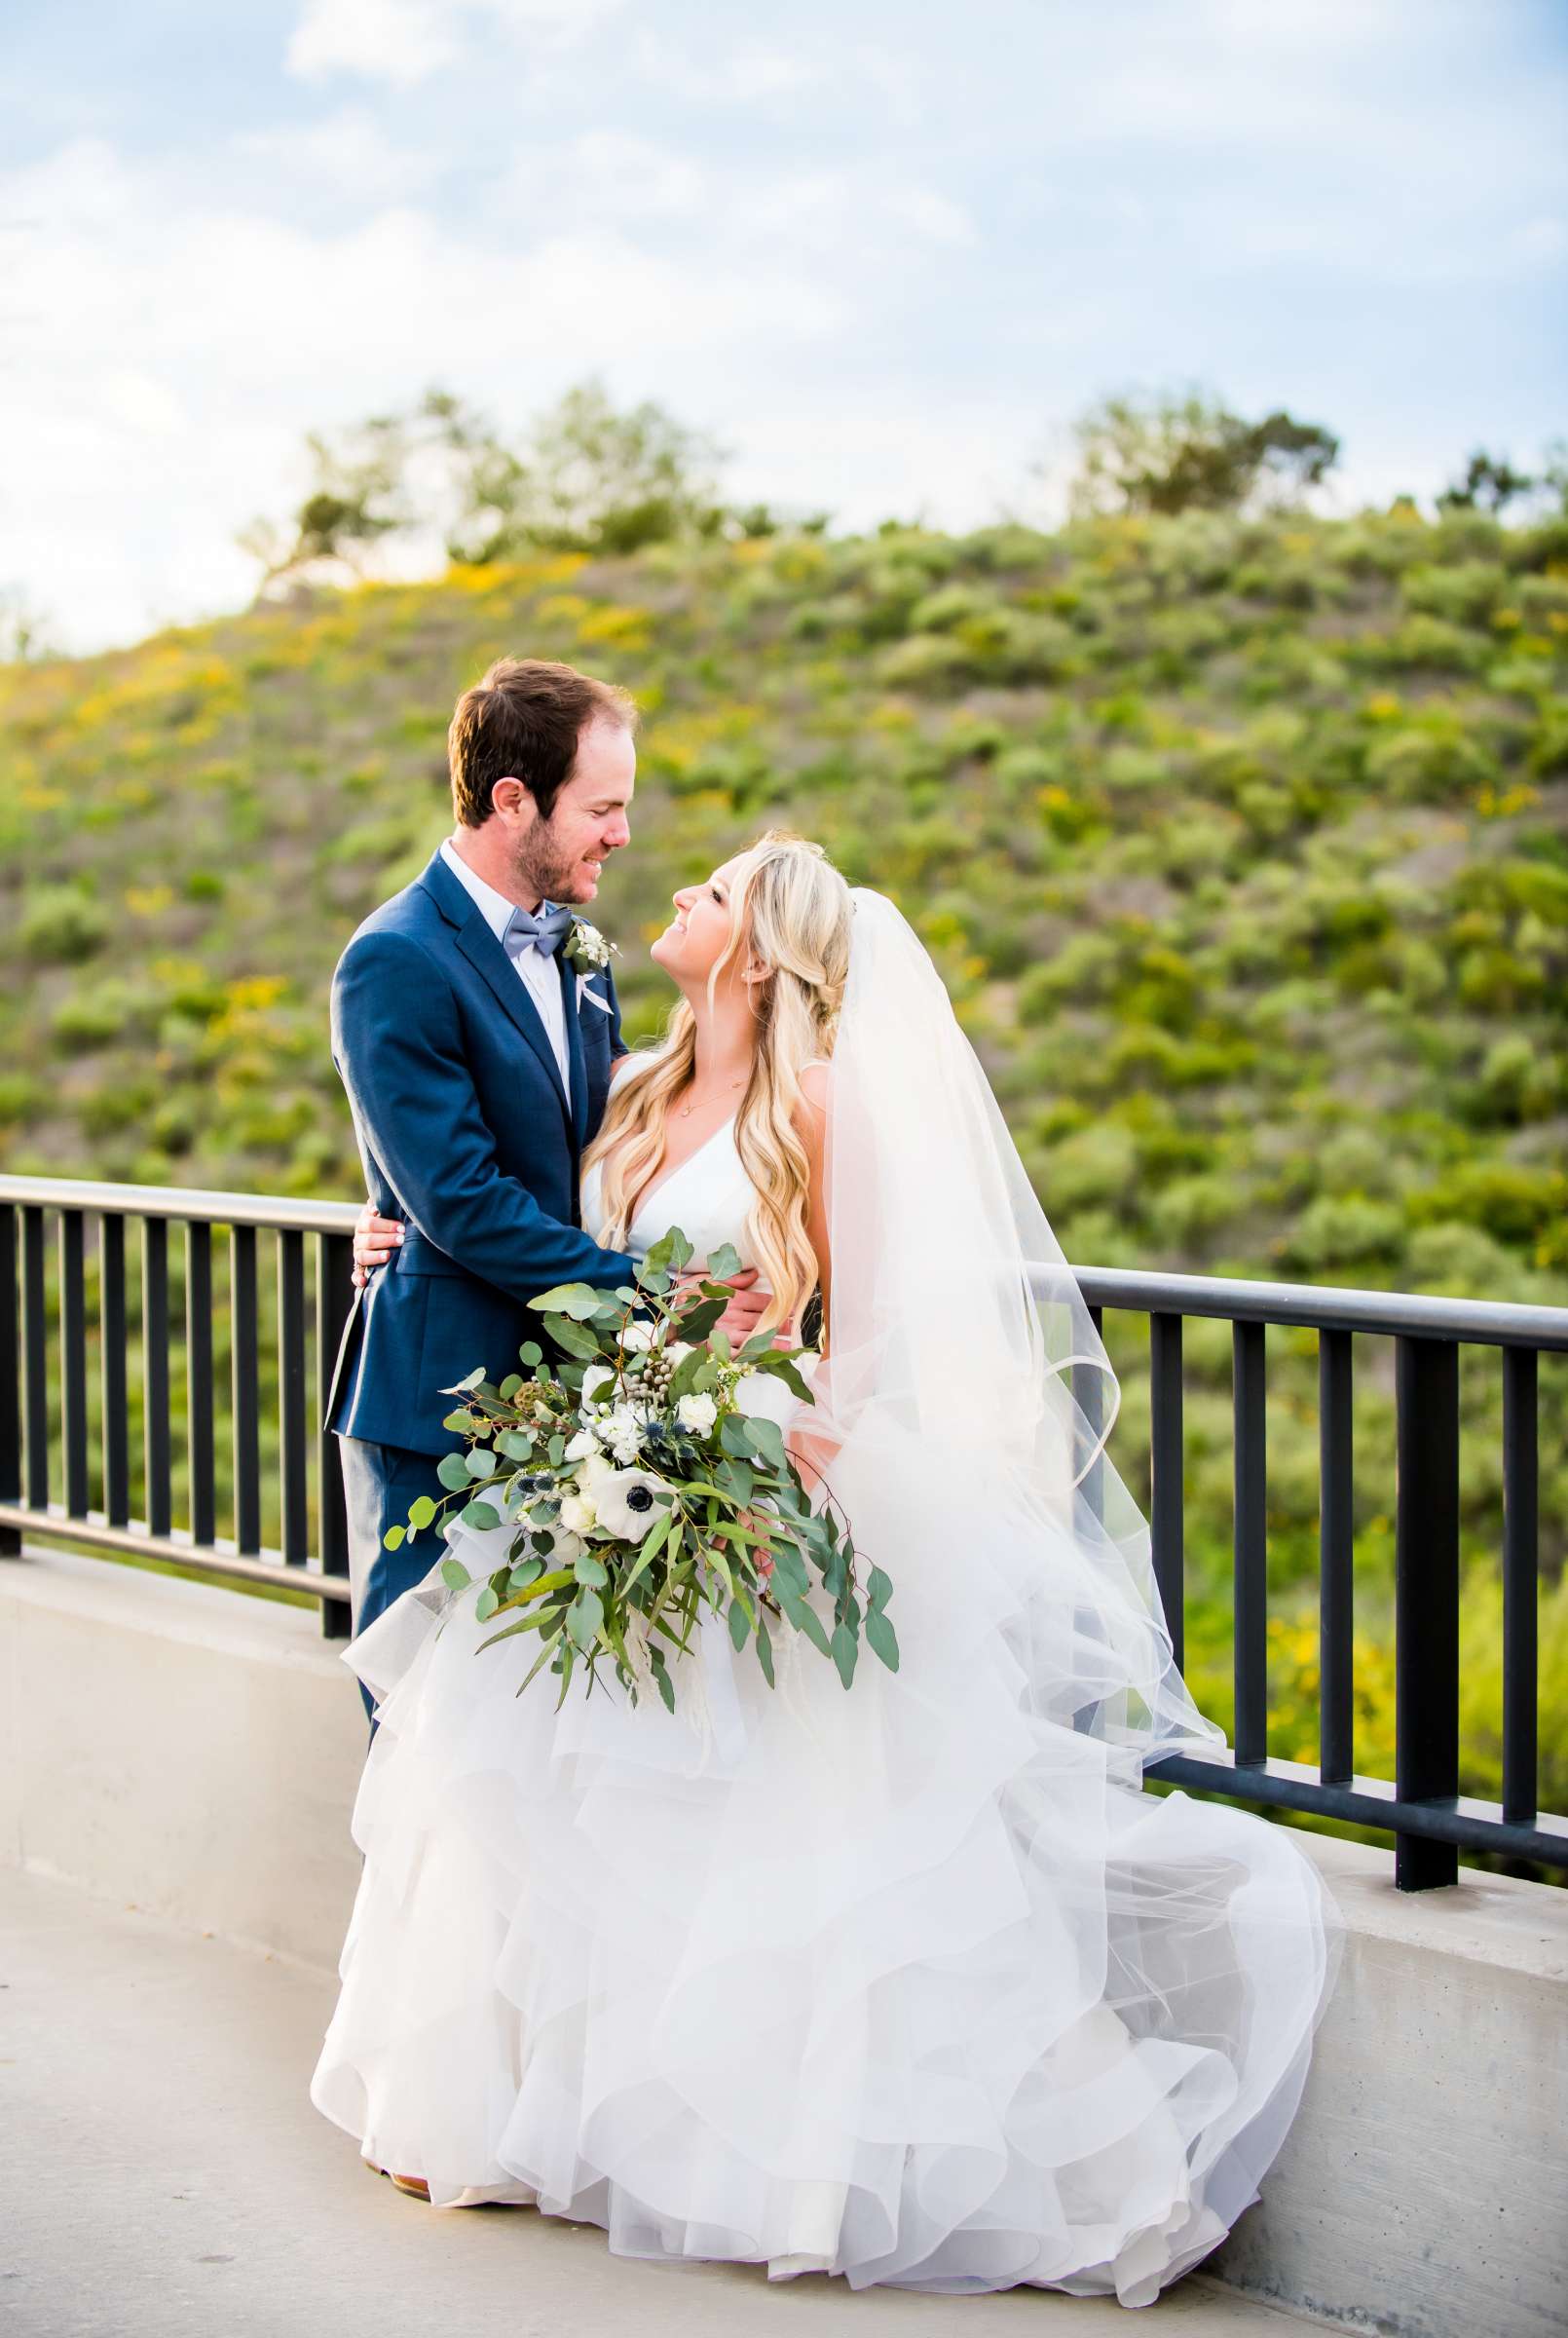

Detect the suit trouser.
xmin=338 ymin=1434 xmax=450 ymax=1724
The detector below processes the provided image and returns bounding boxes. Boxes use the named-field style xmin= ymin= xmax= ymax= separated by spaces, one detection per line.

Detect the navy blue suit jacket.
xmin=326 ymin=848 xmax=637 ymax=1456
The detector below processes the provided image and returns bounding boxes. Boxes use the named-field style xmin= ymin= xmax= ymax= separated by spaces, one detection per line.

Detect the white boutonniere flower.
xmin=566 ymin=917 xmax=616 ymax=976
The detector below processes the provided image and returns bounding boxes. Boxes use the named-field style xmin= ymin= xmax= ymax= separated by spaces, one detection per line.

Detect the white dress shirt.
xmin=439 ymin=838 xmax=572 ymax=1093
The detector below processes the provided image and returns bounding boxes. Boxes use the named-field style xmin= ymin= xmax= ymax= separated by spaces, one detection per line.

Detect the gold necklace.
xmin=676 ymin=1075 xmax=746 ymax=1119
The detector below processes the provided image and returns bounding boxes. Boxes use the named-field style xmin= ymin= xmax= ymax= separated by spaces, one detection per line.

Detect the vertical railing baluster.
xmin=232 ymin=1225 xmax=260 ymax=1555
xmin=1502 ymin=1346 xmax=1539 ymax=1828
xmin=1395 ymin=1335 xmax=1460 ymax=1890
xmin=0 ymin=1203 xmax=19 ymax=1551
xmin=142 ymin=1218 xmax=171 ymax=1538
xmin=1149 ymin=1311 xmax=1184 ymax=1671
xmin=1233 ymin=1319 xmax=1267 ymax=1766
xmin=279 ymin=1229 xmax=308 ymax=1565
xmin=22 ymin=1206 xmax=49 ymax=1512
xmin=100 ymin=1215 xmax=130 ymax=1527
xmin=1319 ymin=1327 xmax=1354 ymax=1786
xmin=185 ymin=1224 xmax=215 ymax=1548
xmin=317 ymin=1230 xmax=355 ymax=1636
xmin=1075 ymin=1301 xmax=1106 ymax=1518
xmin=59 ymin=1210 xmax=89 ymax=1518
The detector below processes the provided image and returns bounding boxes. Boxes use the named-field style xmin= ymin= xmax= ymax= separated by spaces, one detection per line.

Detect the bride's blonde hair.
xmin=584 ymin=831 xmax=852 ymax=1337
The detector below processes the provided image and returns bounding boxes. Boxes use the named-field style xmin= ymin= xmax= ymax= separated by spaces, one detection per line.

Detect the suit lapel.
xmin=560 ymin=954 xmax=589 ymax=1150
xmin=418 ymin=851 xmax=573 ymax=1128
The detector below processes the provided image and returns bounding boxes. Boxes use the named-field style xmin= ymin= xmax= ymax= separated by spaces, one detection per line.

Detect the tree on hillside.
xmin=445 ymin=381 xmax=728 ymax=561
xmin=239 ymin=381 xmax=784 ymax=594
xmin=1437 ymin=449 xmax=1536 ymax=515
xmin=1066 ymin=390 xmax=1340 ymax=518
xmin=0 ymin=585 xmax=56 ymax=663
xmin=237 ymin=411 xmax=417 ymax=589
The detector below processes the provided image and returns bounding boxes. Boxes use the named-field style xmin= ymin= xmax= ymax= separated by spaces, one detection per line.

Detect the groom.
xmin=326 ymin=656 xmax=759 ymax=1702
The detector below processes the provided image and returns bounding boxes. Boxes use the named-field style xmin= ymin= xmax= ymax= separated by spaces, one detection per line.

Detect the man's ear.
xmin=491 ymin=776 xmax=533 ymax=820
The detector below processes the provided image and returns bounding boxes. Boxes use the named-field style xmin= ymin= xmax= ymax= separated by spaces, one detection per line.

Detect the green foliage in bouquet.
xmin=383 ymin=1225 xmax=897 ymax=1712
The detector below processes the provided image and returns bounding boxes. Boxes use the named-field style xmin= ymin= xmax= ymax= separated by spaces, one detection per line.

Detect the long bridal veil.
xmin=810 ymin=886 xmax=1222 ymax=1773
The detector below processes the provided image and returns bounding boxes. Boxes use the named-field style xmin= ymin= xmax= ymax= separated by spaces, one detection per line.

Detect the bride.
xmin=311 ymin=830 xmax=1338 ymax=2304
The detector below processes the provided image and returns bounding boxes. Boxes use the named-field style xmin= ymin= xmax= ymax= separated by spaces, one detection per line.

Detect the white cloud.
xmin=287 ymin=0 xmax=459 ymax=88
xmin=235 ymin=106 xmax=441 ymax=204
xmin=288 ymin=0 xmax=627 ymax=86
xmin=0 ymin=133 xmax=844 ymax=648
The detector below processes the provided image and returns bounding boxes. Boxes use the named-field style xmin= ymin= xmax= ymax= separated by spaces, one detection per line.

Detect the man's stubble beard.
xmin=510 ymin=813 xmax=590 ymax=909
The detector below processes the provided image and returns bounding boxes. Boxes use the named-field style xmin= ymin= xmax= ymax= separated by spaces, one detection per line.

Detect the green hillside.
xmin=4 ymin=506 xmax=1567 ymax=1828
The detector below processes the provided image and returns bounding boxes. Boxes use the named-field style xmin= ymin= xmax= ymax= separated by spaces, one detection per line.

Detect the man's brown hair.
xmin=448 ymin=658 xmax=637 ymax=827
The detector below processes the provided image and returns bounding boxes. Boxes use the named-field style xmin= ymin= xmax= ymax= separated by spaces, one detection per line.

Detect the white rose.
xmin=577 ymin=1451 xmax=616 ymax=1497
xmin=667 ymin=1341 xmax=695 ymax=1365
xmin=621 ymin=1321 xmax=655 ymax=1353
xmin=538 ymin=1525 xmax=584 ymax=1566
xmin=581 ymin=1364 xmax=616 ymax=1405
xmin=592 ymin=1468 xmax=668 ymax=1542
xmin=563 ymin=1427 xmax=599 ymax=1461
xmin=558 ymin=1492 xmax=598 ymax=1535
xmin=676 ymin=1392 xmax=718 ymax=1435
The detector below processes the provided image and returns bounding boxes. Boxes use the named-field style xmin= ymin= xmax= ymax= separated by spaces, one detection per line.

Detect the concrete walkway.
xmin=0 ymin=1864 xmax=1320 ymax=2338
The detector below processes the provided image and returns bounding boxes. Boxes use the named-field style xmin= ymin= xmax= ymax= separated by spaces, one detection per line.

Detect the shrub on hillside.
xmin=19 ymin=885 xmax=109 ymax=963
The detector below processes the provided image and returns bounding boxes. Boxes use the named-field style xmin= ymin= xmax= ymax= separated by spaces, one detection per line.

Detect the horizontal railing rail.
xmin=4 ymin=1175 xmax=1565 ymax=1886
xmin=1 ymin=1174 xmax=359 ymax=1632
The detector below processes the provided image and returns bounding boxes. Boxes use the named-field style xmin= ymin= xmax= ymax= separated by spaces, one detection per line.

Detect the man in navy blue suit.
xmin=326 ymin=657 xmax=759 ymax=1710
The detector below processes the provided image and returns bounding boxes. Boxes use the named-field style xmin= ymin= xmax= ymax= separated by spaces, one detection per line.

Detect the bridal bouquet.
xmin=385 ymin=1226 xmax=897 ymax=1713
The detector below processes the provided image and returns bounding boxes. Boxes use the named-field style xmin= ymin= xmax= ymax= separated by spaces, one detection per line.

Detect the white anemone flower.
xmin=593 ymin=1468 xmax=668 ymax=1542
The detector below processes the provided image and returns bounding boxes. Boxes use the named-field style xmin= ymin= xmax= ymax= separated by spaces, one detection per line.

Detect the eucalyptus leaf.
xmin=437 ymin=1452 xmax=472 ymax=1491
xmin=462 ymin=1499 xmax=502 ymax=1531
xmin=865 ymin=1608 xmax=900 ymax=1671
xmin=440 ymin=1558 xmax=472 ymax=1592
xmin=408 ymin=1493 xmax=437 ymax=1530
xmin=465 ymin=1448 xmax=497 ymax=1479
xmin=728 ymin=1596 xmax=751 ymax=1651
xmin=755 ymin=1617 xmax=776 ymax=1688
xmin=518 ymin=1340 xmax=542 ymax=1367
xmin=829 ymin=1621 xmax=858 ymax=1689
xmin=567 ymin=1587 xmax=605 ymax=1651
xmin=440 ymin=1368 xmax=487 ymax=1394
xmin=742 ymin=1415 xmax=786 ymax=1469
xmin=574 ymin=1553 xmax=610 ymax=1588
xmin=706 ymin=1241 xmax=742 ymax=1279
xmin=541 ymin=1314 xmax=602 ymax=1362
xmin=382 ymin=1523 xmax=405 ymax=1551
xmin=442 ymin=1409 xmax=474 ymax=1433
xmin=867 ymin=1566 xmax=893 ymax=1613
xmin=528 ymin=1282 xmax=603 ymax=1321
xmin=474 ymin=1585 xmax=500 ymax=1622
xmin=499 ymin=1373 xmax=523 ymax=1401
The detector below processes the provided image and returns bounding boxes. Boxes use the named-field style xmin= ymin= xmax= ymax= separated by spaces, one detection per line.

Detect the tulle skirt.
xmin=310 ymin=1417 xmax=1339 ymax=2304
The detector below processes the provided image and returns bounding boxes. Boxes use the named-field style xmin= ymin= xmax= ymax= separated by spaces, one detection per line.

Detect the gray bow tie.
xmin=503 ymin=902 xmax=573 ymax=960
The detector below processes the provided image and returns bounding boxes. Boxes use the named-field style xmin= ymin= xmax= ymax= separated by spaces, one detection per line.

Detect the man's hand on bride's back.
xmin=352 ymin=1200 xmax=404 ymax=1289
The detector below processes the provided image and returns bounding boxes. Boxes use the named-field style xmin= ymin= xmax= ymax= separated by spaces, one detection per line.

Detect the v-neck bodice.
xmin=581 ymin=1114 xmax=756 ymax=1267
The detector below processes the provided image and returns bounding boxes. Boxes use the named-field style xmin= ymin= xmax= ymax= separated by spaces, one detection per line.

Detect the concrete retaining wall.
xmin=4 ymin=1544 xmax=1565 ymax=2336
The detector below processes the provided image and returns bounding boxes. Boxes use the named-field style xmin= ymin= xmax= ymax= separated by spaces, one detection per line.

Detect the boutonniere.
xmin=565 ymin=917 xmax=616 ymax=978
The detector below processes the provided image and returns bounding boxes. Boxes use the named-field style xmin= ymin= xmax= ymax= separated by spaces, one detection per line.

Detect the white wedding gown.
xmin=311 ymin=1115 xmax=1338 ymax=2304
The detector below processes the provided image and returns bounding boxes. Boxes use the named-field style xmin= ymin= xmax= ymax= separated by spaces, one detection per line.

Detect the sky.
xmin=3 ymin=0 xmax=1565 ymax=652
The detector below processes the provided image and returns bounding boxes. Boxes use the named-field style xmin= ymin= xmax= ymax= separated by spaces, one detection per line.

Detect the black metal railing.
xmin=1070 ymin=1265 xmax=1568 ymax=1889
xmin=3 ymin=1174 xmax=1565 ymax=1888
xmin=1 ymin=1175 xmax=357 ymax=1632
